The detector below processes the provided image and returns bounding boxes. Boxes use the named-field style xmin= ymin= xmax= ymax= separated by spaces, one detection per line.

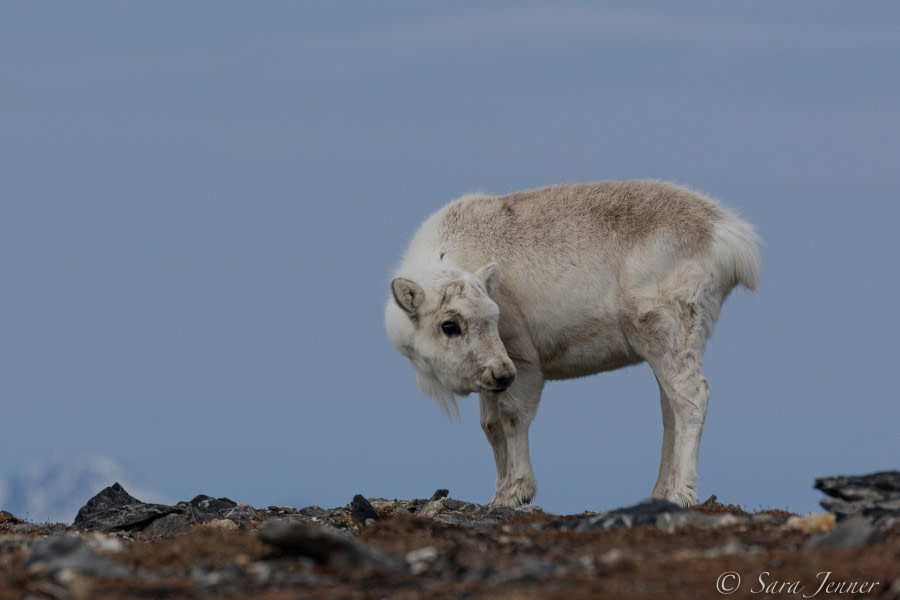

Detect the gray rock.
xmin=26 ymin=534 xmax=131 ymax=579
xmin=298 ymin=505 xmax=340 ymax=520
xmin=220 ymin=502 xmax=259 ymax=524
xmin=142 ymin=512 xmax=194 ymax=538
xmin=429 ymin=502 xmax=521 ymax=528
xmin=488 ymin=555 xmax=558 ymax=585
xmin=568 ymin=498 xmax=740 ymax=532
xmin=182 ymin=494 xmax=252 ymax=522
xmin=576 ymin=498 xmax=685 ymax=531
xmin=258 ymin=519 xmax=404 ymax=572
xmin=804 ymin=515 xmax=882 ymax=549
xmin=349 ymin=495 xmax=382 ymax=529
xmin=346 ymin=491 xmax=532 ymax=529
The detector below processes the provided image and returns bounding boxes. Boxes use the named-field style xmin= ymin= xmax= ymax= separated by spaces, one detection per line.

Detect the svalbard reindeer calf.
xmin=385 ymin=181 xmax=760 ymax=508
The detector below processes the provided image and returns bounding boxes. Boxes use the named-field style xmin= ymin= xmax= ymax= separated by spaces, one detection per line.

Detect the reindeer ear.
xmin=474 ymin=262 xmax=500 ymax=295
xmin=391 ymin=278 xmax=424 ymax=317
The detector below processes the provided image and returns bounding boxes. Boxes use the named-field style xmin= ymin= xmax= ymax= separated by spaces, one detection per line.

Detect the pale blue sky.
xmin=2 ymin=1 xmax=898 ymax=518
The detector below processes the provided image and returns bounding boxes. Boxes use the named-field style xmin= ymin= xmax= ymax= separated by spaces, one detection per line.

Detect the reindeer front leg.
xmin=481 ymin=363 xmax=544 ymax=508
xmin=479 ymin=392 xmax=509 ymax=497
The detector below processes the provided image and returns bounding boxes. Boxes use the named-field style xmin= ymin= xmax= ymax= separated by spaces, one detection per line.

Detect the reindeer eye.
xmin=441 ymin=321 xmax=462 ymax=337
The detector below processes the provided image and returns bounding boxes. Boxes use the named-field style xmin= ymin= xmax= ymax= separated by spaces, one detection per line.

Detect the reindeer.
xmin=385 ymin=180 xmax=760 ymax=508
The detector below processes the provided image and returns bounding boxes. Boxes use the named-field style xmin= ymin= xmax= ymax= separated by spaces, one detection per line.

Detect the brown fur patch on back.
xmin=501 ymin=181 xmax=720 ymax=249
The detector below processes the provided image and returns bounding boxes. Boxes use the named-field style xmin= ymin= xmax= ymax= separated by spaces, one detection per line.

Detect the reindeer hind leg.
xmin=627 ymin=292 xmax=716 ymax=507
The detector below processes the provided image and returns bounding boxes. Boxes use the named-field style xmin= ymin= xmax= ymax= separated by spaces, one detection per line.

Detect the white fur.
xmin=385 ymin=180 xmax=760 ymax=508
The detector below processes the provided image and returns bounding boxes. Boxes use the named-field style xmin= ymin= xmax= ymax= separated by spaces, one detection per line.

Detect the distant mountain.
xmin=0 ymin=454 xmax=169 ymax=524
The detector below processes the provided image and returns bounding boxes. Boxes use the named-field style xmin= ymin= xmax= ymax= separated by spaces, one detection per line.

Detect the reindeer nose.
xmin=491 ymin=369 xmax=516 ymax=390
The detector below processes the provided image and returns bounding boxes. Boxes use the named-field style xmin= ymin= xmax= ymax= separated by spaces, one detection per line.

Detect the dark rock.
xmin=699 ymin=494 xmax=719 ymax=507
xmin=258 ymin=520 xmax=403 ymax=572
xmin=815 ymin=471 xmax=900 ymax=528
xmin=804 ymin=515 xmax=883 ymax=549
xmin=566 ymin=498 xmax=740 ymax=532
xmin=489 ymin=555 xmax=559 ymax=585
xmin=298 ymin=505 xmax=342 ymax=520
xmin=576 ymin=498 xmax=686 ymax=531
xmin=259 ymin=520 xmax=356 ymax=563
xmin=443 ymin=498 xmax=467 ymax=511
xmin=815 ymin=471 xmax=900 ymax=500
xmin=71 ymin=483 xmax=256 ymax=536
xmin=142 ymin=512 xmax=194 ymax=538
xmin=217 ymin=502 xmax=259 ymax=524
xmin=818 ymin=498 xmax=863 ymax=520
xmin=429 ymin=489 xmax=450 ymax=501
xmin=357 ymin=491 xmax=532 ymax=528
xmin=185 ymin=494 xmax=237 ymax=515
xmin=0 ymin=510 xmax=22 ymax=525
xmin=410 ymin=496 xmax=533 ymax=528
xmin=488 ymin=505 xmax=518 ymax=519
xmin=400 ymin=489 xmax=452 ymax=515
xmin=349 ymin=495 xmax=382 ymax=529
xmin=72 ymin=483 xmax=180 ymax=532
xmin=25 ymin=534 xmax=131 ymax=579
xmin=177 ymin=494 xmax=257 ymax=525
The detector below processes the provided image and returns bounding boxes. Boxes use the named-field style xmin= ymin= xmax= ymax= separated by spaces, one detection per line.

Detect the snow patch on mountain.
xmin=0 ymin=454 xmax=170 ymax=524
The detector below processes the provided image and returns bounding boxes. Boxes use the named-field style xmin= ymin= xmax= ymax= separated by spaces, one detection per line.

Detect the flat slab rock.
xmin=815 ymin=471 xmax=900 ymax=528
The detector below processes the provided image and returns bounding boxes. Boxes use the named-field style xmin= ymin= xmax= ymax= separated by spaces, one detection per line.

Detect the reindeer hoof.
xmin=489 ymin=477 xmax=537 ymax=508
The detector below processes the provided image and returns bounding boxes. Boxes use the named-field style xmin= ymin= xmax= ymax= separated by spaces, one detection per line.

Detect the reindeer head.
xmin=386 ymin=262 xmax=516 ymax=415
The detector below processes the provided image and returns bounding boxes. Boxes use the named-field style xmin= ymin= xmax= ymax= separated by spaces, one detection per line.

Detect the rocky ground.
xmin=1 ymin=473 xmax=899 ymax=599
